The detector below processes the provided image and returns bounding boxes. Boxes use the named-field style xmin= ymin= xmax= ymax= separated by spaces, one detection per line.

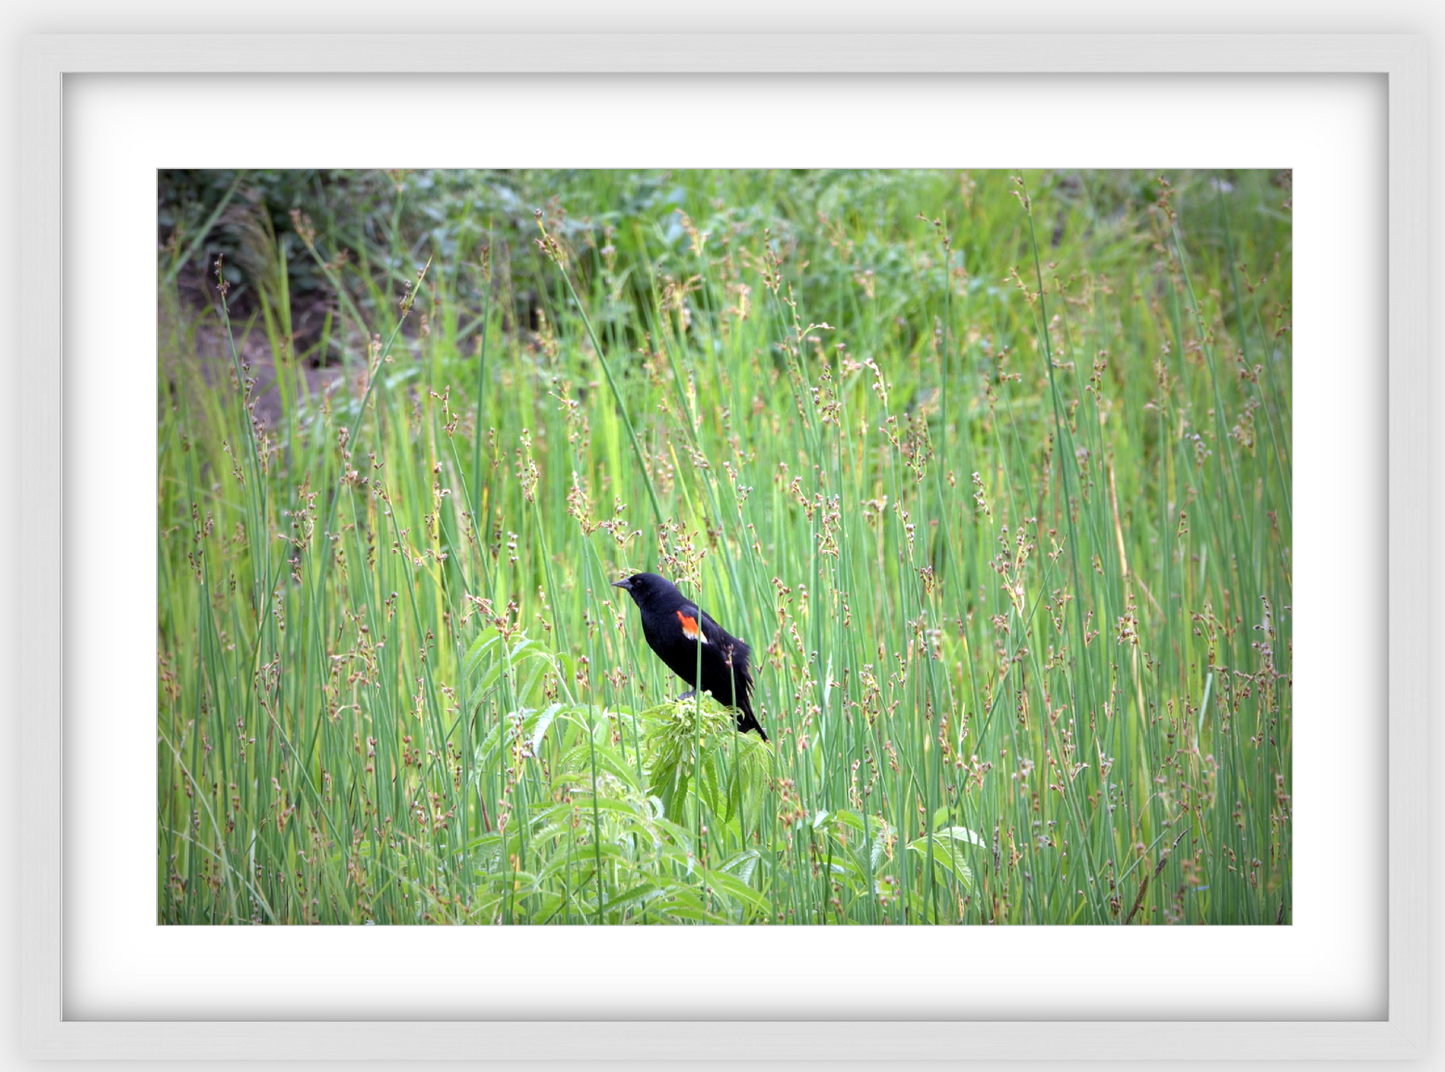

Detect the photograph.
xmin=156 ymin=167 xmax=1292 ymax=926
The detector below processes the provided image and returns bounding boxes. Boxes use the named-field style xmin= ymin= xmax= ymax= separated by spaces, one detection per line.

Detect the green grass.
xmin=158 ymin=168 xmax=1292 ymax=924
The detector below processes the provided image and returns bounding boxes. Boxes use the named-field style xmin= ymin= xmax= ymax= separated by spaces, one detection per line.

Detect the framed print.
xmin=20 ymin=33 xmax=1426 ymax=1061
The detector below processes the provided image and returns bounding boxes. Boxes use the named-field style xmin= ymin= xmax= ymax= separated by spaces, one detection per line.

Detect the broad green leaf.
xmin=530 ymin=702 xmax=563 ymax=755
xmin=702 ymin=869 xmax=769 ymax=914
xmin=600 ymin=882 xmax=664 ymax=917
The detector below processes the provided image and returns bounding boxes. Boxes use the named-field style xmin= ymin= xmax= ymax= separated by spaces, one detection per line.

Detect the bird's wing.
xmin=698 ymin=611 xmax=752 ymax=676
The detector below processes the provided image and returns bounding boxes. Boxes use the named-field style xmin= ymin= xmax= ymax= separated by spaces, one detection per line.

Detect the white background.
xmin=5 ymin=3 xmax=1442 ymax=1071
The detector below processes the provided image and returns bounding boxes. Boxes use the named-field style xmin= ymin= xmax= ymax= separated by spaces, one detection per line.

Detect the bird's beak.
xmin=611 ymin=578 xmax=630 ymax=589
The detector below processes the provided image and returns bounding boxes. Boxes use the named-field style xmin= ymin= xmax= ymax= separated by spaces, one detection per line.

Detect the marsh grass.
xmin=158 ymin=169 xmax=1291 ymax=924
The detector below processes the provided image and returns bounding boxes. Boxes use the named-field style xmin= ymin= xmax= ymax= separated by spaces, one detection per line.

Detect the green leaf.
xmin=702 ymin=869 xmax=769 ymax=915
xmin=600 ymin=882 xmax=664 ymax=918
xmin=931 ymin=825 xmax=987 ymax=847
xmin=906 ymin=831 xmax=978 ymax=890
xmin=530 ymin=702 xmax=563 ymax=755
xmin=720 ymin=848 xmax=760 ymax=885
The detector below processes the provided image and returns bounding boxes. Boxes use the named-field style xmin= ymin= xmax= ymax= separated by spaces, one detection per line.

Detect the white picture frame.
xmin=20 ymin=33 xmax=1427 ymax=1061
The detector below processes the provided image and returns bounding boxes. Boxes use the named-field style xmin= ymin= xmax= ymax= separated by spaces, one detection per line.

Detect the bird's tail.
xmin=734 ymin=696 xmax=768 ymax=742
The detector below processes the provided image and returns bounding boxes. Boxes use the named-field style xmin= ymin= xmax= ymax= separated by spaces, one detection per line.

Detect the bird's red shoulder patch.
xmin=676 ymin=610 xmax=707 ymax=643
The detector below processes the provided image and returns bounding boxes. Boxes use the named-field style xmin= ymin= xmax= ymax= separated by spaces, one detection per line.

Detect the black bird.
xmin=612 ymin=572 xmax=768 ymax=741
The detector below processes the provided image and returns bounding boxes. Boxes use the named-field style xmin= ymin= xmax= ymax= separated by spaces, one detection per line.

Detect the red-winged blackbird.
xmin=612 ymin=572 xmax=768 ymax=741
